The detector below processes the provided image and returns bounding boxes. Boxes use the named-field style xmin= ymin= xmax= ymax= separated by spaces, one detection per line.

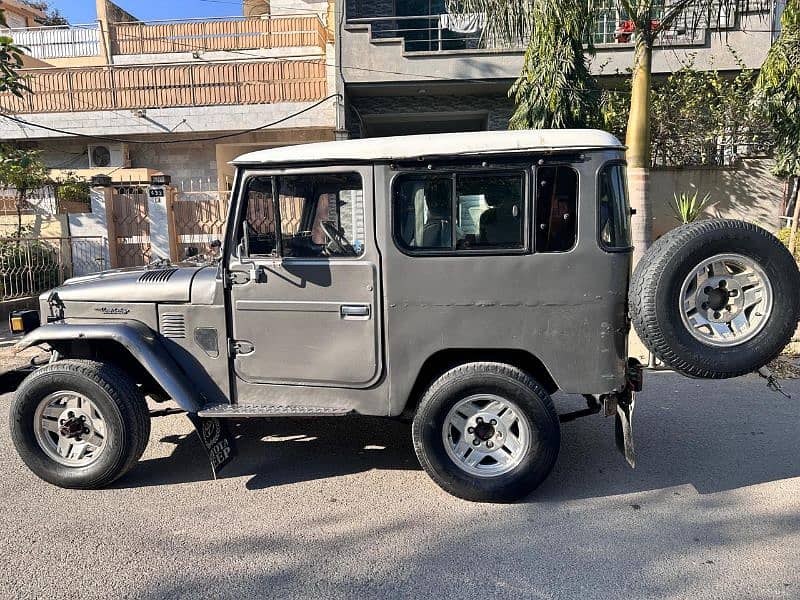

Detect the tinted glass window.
xmin=456 ymin=174 xmax=523 ymax=250
xmin=241 ymin=173 xmax=364 ymax=258
xmin=394 ymin=172 xmax=524 ymax=252
xmin=536 ymin=166 xmax=578 ymax=252
xmin=598 ymin=163 xmax=631 ymax=249
xmin=394 ymin=175 xmax=454 ymax=250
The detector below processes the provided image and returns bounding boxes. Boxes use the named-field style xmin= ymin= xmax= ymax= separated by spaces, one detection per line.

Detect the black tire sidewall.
xmin=413 ymin=365 xmax=560 ymax=503
xmin=10 ymin=367 xmax=132 ymax=488
xmin=653 ymin=227 xmax=799 ymax=376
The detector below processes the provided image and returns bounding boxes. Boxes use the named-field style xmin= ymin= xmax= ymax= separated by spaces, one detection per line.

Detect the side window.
xmin=394 ymin=175 xmax=454 ymax=250
xmin=393 ymin=171 xmax=524 ymax=252
xmin=598 ymin=163 xmax=631 ymax=249
xmin=456 ymin=174 xmax=523 ymax=250
xmin=242 ymin=176 xmax=278 ymax=256
xmin=241 ymin=173 xmax=365 ymax=258
xmin=536 ymin=165 xmax=578 ymax=252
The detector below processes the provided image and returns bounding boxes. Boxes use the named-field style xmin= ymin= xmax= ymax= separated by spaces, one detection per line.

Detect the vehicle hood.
xmin=47 ymin=265 xmax=210 ymax=303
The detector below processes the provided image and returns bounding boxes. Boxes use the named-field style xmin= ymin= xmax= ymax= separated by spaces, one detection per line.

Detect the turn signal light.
xmin=8 ymin=310 xmax=39 ymax=334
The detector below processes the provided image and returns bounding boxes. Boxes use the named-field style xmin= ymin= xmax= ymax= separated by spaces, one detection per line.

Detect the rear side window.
xmin=393 ymin=171 xmax=524 ymax=252
xmin=535 ymin=165 xmax=578 ymax=252
xmin=598 ymin=163 xmax=631 ymax=249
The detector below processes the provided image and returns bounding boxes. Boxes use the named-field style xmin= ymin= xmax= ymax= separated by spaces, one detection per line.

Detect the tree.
xmin=755 ymin=0 xmax=800 ymax=255
xmin=506 ymin=3 xmax=601 ymax=129
xmin=0 ymin=146 xmax=48 ymax=237
xmin=450 ymin=0 xmax=753 ymax=263
xmin=0 ymin=9 xmax=30 ymax=97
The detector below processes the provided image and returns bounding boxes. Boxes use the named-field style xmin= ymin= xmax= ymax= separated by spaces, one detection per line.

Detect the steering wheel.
xmin=319 ymin=221 xmax=355 ymax=255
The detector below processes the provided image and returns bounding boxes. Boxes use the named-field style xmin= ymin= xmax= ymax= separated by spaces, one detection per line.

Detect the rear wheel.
xmin=630 ymin=219 xmax=800 ymax=378
xmin=10 ymin=360 xmax=150 ymax=489
xmin=412 ymin=362 xmax=560 ymax=503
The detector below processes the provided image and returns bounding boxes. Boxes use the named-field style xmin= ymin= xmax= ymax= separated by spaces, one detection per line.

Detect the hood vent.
xmin=160 ymin=313 xmax=186 ymax=338
xmin=139 ymin=268 xmax=178 ymax=283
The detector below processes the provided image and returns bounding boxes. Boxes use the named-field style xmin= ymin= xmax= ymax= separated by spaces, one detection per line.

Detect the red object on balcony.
xmin=614 ymin=19 xmax=660 ymax=43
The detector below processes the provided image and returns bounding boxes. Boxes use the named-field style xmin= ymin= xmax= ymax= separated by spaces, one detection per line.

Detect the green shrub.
xmin=776 ymin=227 xmax=800 ymax=262
xmin=671 ymin=190 xmax=711 ymax=224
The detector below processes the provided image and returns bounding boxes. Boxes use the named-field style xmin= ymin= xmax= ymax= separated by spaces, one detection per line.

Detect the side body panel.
xmin=375 ymin=150 xmax=631 ymax=415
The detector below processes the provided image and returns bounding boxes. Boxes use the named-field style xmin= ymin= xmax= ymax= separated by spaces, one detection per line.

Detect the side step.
xmin=197 ymin=404 xmax=353 ymax=418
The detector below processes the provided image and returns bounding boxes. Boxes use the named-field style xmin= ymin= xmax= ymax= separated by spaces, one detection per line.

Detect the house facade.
xmin=340 ymin=1 xmax=779 ymax=138
xmin=0 ymin=0 xmax=339 ymax=190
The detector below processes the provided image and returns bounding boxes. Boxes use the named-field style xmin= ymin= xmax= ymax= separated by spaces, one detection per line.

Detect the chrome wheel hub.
xmin=679 ymin=253 xmax=773 ymax=347
xmin=33 ymin=391 xmax=107 ymax=467
xmin=442 ymin=394 xmax=531 ymax=478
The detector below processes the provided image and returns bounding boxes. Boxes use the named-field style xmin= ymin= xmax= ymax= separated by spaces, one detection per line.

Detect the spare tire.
xmin=630 ymin=219 xmax=800 ymax=378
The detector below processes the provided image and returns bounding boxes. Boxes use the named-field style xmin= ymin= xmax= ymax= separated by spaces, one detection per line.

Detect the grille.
xmin=160 ymin=313 xmax=186 ymax=338
xmin=138 ymin=268 xmax=178 ymax=283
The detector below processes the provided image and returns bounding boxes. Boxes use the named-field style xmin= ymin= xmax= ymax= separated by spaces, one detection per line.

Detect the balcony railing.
xmin=4 ymin=23 xmax=101 ymax=59
xmin=345 ymin=2 xmax=744 ymax=53
xmin=110 ymin=15 xmax=327 ymax=55
xmin=0 ymin=60 xmax=327 ymax=114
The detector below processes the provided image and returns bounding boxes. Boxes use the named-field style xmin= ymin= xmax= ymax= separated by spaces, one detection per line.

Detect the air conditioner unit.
xmin=88 ymin=143 xmax=130 ymax=169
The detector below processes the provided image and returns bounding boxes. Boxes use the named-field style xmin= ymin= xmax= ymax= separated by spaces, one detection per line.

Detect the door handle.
xmin=340 ymin=304 xmax=370 ymax=319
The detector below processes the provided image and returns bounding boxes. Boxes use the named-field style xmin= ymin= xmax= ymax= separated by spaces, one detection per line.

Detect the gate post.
xmin=147 ymin=175 xmax=172 ymax=261
xmin=91 ymin=176 xmax=118 ymax=269
xmin=165 ymin=186 xmax=179 ymax=262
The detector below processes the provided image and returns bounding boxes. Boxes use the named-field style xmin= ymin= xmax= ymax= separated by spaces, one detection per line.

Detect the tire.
xmin=411 ymin=362 xmax=560 ymax=503
xmin=630 ymin=219 xmax=800 ymax=378
xmin=9 ymin=360 xmax=151 ymax=489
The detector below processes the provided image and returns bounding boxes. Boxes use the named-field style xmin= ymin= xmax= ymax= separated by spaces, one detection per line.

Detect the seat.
xmin=479 ymin=197 xmax=519 ymax=246
xmin=422 ymin=193 xmax=452 ymax=248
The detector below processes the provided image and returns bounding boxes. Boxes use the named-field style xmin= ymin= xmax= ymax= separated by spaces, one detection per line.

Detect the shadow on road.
xmin=117 ymin=373 xmax=800 ymax=501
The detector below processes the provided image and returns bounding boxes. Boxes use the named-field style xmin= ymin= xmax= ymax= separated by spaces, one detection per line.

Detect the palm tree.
xmin=755 ymin=0 xmax=800 ymax=254
xmin=450 ymin=0 xmax=754 ymax=262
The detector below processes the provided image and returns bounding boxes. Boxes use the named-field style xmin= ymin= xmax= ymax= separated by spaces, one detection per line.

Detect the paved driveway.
xmin=1 ymin=372 xmax=798 ymax=599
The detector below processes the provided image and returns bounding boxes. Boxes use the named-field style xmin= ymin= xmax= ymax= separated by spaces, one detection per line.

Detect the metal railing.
xmin=3 ymin=23 xmax=101 ymax=59
xmin=110 ymin=14 xmax=327 ymax=55
xmin=0 ymin=186 xmax=59 ymax=216
xmin=346 ymin=2 xmax=744 ymax=53
xmin=0 ymin=236 xmax=107 ymax=302
xmin=0 ymin=59 xmax=327 ymax=114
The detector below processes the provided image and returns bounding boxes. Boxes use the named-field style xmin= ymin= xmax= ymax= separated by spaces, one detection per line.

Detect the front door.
xmin=227 ymin=166 xmax=381 ymax=388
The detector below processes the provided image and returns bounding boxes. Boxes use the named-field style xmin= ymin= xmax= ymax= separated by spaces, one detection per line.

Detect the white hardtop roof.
xmin=232 ymin=129 xmax=623 ymax=166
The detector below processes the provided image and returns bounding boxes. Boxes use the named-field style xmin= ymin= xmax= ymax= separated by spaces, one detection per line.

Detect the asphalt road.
xmin=1 ymin=372 xmax=798 ymax=599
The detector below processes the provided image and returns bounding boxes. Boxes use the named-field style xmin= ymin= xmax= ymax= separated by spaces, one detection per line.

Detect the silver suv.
xmin=8 ymin=130 xmax=799 ymax=502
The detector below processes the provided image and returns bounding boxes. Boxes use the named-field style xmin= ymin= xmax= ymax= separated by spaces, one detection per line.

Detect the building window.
xmin=597 ymin=163 xmax=631 ymax=249
xmin=535 ymin=165 xmax=578 ymax=252
xmin=240 ymin=173 xmax=365 ymax=258
xmin=393 ymin=171 xmax=524 ymax=253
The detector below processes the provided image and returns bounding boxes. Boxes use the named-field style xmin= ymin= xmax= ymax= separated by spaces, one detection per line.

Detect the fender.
xmin=15 ymin=320 xmax=203 ymax=413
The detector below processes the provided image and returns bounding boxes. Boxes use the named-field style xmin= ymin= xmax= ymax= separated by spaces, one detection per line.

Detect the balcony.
xmin=109 ymin=15 xmax=327 ymax=55
xmin=341 ymin=2 xmax=772 ymax=86
xmin=5 ymin=23 xmax=101 ymax=60
xmin=0 ymin=60 xmax=327 ymax=114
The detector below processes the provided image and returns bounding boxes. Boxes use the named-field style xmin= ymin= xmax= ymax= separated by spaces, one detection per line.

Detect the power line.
xmin=0 ymin=94 xmax=341 ymax=144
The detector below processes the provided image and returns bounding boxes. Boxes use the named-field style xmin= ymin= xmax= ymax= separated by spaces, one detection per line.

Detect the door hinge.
xmin=228 ymin=339 xmax=254 ymax=357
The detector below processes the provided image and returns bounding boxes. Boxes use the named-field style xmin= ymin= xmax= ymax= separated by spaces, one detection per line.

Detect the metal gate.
xmin=111 ymin=186 xmax=150 ymax=267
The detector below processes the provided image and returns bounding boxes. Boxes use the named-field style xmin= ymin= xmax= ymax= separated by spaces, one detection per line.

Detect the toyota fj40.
xmin=7 ymin=130 xmax=799 ymax=502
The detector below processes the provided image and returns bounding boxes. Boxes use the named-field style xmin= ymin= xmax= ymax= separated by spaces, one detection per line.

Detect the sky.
xmin=48 ymin=0 xmax=242 ymax=24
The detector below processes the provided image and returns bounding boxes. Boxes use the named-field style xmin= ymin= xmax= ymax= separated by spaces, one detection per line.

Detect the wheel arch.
xmin=16 ymin=321 xmax=202 ymax=413
xmin=402 ymin=348 xmax=558 ymax=416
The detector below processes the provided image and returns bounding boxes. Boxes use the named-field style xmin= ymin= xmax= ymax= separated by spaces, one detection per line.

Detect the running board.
xmin=197 ymin=404 xmax=354 ymax=418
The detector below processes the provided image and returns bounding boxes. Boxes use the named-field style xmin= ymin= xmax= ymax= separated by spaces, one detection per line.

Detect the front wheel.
xmin=412 ymin=362 xmax=560 ymax=503
xmin=9 ymin=360 xmax=150 ymax=489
